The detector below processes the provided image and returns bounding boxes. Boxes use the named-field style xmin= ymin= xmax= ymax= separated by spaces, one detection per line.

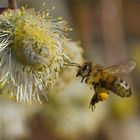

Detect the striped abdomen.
xmin=111 ymin=78 xmax=132 ymax=97
xmin=101 ymin=76 xmax=132 ymax=97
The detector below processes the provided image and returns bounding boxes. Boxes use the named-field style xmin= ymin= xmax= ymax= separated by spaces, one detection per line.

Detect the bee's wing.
xmin=104 ymin=60 xmax=136 ymax=74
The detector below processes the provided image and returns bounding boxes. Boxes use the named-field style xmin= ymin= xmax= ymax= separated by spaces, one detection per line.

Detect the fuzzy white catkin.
xmin=0 ymin=7 xmax=71 ymax=103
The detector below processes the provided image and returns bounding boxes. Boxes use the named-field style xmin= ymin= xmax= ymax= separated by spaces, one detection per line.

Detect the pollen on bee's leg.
xmin=97 ymin=91 xmax=109 ymax=101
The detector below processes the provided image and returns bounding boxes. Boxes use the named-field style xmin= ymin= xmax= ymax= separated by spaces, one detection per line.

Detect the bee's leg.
xmin=85 ymin=78 xmax=88 ymax=83
xmin=89 ymin=102 xmax=96 ymax=112
xmin=89 ymin=103 xmax=93 ymax=111
xmin=93 ymin=104 xmax=96 ymax=111
xmin=89 ymin=81 xmax=94 ymax=89
xmin=89 ymin=93 xmax=98 ymax=111
xmin=81 ymin=76 xmax=86 ymax=83
xmin=91 ymin=106 xmax=94 ymax=112
xmin=94 ymin=83 xmax=101 ymax=90
xmin=84 ymin=78 xmax=93 ymax=89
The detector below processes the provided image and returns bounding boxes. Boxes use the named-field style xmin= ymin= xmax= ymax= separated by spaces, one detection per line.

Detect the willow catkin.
xmin=0 ymin=7 xmax=71 ymax=103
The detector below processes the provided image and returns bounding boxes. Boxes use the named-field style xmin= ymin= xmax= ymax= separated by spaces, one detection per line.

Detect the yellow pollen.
xmin=97 ymin=92 xmax=109 ymax=101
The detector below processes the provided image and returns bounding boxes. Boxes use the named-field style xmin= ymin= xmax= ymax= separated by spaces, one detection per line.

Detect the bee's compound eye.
xmin=82 ymin=65 xmax=89 ymax=71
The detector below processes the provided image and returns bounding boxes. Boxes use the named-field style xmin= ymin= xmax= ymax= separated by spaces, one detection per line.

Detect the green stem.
xmin=8 ymin=0 xmax=17 ymax=9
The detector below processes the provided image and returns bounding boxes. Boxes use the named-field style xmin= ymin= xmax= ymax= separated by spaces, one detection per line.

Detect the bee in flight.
xmin=66 ymin=60 xmax=136 ymax=111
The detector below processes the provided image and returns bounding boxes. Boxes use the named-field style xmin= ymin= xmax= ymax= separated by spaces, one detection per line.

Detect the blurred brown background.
xmin=0 ymin=0 xmax=140 ymax=140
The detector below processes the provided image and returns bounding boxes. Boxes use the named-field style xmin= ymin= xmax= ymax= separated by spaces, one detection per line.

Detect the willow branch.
xmin=8 ymin=0 xmax=17 ymax=9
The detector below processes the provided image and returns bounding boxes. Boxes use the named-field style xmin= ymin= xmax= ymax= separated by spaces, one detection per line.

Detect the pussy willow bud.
xmin=0 ymin=7 xmax=71 ymax=103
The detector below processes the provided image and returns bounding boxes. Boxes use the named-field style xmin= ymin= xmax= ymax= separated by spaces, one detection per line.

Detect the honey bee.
xmin=66 ymin=60 xmax=136 ymax=111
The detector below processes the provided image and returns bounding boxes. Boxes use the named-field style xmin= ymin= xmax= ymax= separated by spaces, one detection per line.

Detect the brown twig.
xmin=8 ymin=0 xmax=17 ymax=9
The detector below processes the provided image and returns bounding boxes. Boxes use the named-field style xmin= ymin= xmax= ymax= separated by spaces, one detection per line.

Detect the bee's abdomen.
xmin=111 ymin=78 xmax=132 ymax=97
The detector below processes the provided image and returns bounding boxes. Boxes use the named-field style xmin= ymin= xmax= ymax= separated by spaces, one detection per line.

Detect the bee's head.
xmin=76 ymin=62 xmax=92 ymax=77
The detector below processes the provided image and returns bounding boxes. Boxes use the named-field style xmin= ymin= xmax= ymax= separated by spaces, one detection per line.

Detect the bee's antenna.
xmin=64 ymin=62 xmax=81 ymax=68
